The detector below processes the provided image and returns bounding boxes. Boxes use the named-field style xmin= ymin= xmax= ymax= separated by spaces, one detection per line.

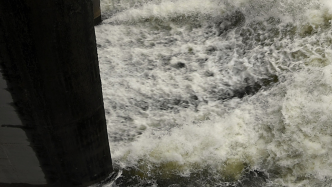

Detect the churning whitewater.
xmin=94 ymin=0 xmax=332 ymax=186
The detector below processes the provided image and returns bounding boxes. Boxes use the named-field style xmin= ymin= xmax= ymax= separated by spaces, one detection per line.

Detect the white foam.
xmin=321 ymin=0 xmax=332 ymax=13
xmin=96 ymin=0 xmax=332 ymax=186
xmin=106 ymin=0 xmax=225 ymax=24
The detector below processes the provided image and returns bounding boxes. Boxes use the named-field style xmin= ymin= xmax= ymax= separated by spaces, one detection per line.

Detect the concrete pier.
xmin=0 ymin=0 xmax=112 ymax=186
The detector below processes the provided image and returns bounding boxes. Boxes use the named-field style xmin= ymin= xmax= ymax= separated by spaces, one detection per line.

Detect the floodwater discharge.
xmin=94 ymin=0 xmax=332 ymax=186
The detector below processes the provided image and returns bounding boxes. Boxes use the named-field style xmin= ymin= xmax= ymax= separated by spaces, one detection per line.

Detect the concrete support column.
xmin=0 ymin=0 xmax=112 ymax=186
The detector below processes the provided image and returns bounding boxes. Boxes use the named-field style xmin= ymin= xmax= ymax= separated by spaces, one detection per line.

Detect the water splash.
xmin=96 ymin=0 xmax=332 ymax=186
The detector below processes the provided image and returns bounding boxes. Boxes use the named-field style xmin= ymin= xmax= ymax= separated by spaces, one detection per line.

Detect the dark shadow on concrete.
xmin=0 ymin=0 xmax=112 ymax=186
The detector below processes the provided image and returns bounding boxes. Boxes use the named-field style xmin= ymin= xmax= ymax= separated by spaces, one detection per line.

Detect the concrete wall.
xmin=0 ymin=0 xmax=112 ymax=186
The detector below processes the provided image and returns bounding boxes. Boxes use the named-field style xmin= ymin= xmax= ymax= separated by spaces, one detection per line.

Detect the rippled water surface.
xmin=94 ymin=0 xmax=332 ymax=186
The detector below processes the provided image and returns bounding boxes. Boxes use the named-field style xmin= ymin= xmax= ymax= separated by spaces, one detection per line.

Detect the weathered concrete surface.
xmin=0 ymin=0 xmax=112 ymax=186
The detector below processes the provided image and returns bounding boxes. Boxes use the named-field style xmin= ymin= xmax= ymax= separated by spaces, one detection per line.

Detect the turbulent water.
xmin=94 ymin=0 xmax=332 ymax=186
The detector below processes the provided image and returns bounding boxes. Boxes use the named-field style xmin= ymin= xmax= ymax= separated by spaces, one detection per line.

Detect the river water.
xmin=94 ymin=0 xmax=332 ymax=186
